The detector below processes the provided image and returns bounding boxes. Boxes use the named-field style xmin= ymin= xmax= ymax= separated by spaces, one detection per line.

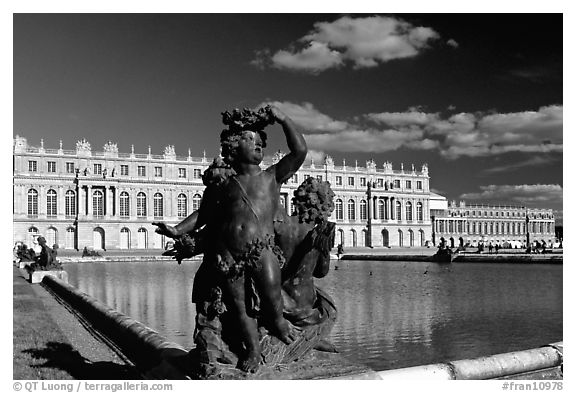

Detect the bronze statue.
xmin=153 ymin=106 xmax=337 ymax=377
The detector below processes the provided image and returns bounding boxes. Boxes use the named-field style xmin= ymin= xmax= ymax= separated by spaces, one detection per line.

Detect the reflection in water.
xmin=65 ymin=260 xmax=562 ymax=371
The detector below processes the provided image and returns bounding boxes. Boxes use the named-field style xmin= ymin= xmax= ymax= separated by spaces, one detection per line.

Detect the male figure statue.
xmin=155 ymin=105 xmax=307 ymax=372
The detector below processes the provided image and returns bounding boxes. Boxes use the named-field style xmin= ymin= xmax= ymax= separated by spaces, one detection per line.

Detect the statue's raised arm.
xmin=265 ymin=106 xmax=307 ymax=184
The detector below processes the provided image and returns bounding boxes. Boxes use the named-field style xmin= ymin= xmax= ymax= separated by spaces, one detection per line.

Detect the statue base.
xmin=29 ymin=270 xmax=69 ymax=284
xmin=148 ymin=348 xmax=378 ymax=380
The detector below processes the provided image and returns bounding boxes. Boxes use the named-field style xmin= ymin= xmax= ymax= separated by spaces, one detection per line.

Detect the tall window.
xmin=335 ymin=176 xmax=342 ymax=186
xmin=178 ymin=193 xmax=188 ymax=218
xmin=378 ymin=199 xmax=385 ymax=220
xmin=27 ymin=189 xmax=38 ymax=216
xmin=291 ymin=174 xmax=298 ymax=184
xmin=28 ymin=160 xmax=37 ymax=172
xmin=138 ymin=166 xmax=146 ymax=176
xmin=66 ymin=162 xmax=75 ymax=174
xmin=360 ymin=177 xmax=366 ymax=187
xmin=153 ymin=193 xmax=163 ymax=217
xmin=46 ymin=189 xmax=57 ymax=216
xmin=396 ymin=201 xmax=402 ymax=221
xmin=348 ymin=199 xmax=356 ymax=220
xmin=120 ymin=192 xmax=130 ymax=217
xmin=416 ymin=181 xmax=422 ymax=190
xmin=394 ymin=179 xmax=400 ymax=188
xmin=93 ymin=190 xmax=103 ymax=217
xmin=406 ymin=202 xmax=413 ymax=221
xmin=348 ymin=177 xmax=355 ymax=186
xmin=377 ymin=179 xmax=384 ymax=188
xmin=406 ymin=180 xmax=412 ymax=189
xmin=360 ymin=200 xmax=367 ymax=220
xmin=416 ymin=202 xmax=423 ymax=221
xmin=335 ymin=199 xmax=343 ymax=220
xmin=47 ymin=161 xmax=56 ymax=173
xmin=120 ymin=165 xmax=129 ymax=176
xmin=154 ymin=167 xmax=163 ymax=177
xmin=93 ymin=163 xmax=102 ymax=175
xmin=178 ymin=168 xmax=187 ymax=178
xmin=316 ymin=175 xmax=323 ymax=181
xmin=65 ymin=190 xmax=76 ymax=217
xmin=28 ymin=227 xmax=39 ymax=245
xmin=137 ymin=192 xmax=147 ymax=217
xmin=192 ymin=194 xmax=202 ymax=212
xmin=193 ymin=169 xmax=202 ymax=179
xmin=65 ymin=227 xmax=75 ymax=249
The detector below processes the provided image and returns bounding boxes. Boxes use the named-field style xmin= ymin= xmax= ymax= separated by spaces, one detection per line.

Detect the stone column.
xmin=58 ymin=186 xmax=65 ymax=218
xmin=87 ymin=185 xmax=93 ymax=218
xmin=130 ymin=189 xmax=137 ymax=218
xmin=105 ymin=186 xmax=113 ymax=218
xmin=390 ymin=197 xmax=395 ymax=220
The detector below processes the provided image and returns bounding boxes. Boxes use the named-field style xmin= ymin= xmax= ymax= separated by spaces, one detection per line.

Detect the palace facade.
xmin=13 ymin=136 xmax=555 ymax=250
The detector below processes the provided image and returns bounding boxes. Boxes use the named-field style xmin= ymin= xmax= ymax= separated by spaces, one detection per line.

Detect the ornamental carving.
xmin=164 ymin=145 xmax=176 ymax=156
xmin=76 ymin=138 xmax=91 ymax=152
xmin=103 ymin=141 xmax=118 ymax=153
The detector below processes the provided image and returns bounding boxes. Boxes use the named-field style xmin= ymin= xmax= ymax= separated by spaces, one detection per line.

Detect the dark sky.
xmin=13 ymin=14 xmax=563 ymax=222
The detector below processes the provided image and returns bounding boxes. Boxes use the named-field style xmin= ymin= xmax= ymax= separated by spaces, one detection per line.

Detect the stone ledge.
xmin=29 ymin=270 xmax=69 ymax=284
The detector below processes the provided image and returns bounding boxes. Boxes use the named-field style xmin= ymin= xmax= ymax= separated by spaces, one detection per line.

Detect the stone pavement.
xmin=13 ymin=266 xmax=140 ymax=380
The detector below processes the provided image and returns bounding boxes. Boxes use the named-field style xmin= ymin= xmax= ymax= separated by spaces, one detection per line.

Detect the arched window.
xmin=396 ymin=201 xmax=402 ymax=221
xmin=416 ymin=202 xmax=423 ymax=221
xmin=350 ymin=229 xmax=357 ymax=247
xmin=93 ymin=190 xmax=103 ymax=217
xmin=65 ymin=190 xmax=76 ymax=217
xmin=335 ymin=199 xmax=343 ymax=220
xmin=378 ymin=199 xmax=385 ymax=220
xmin=93 ymin=227 xmax=105 ymax=250
xmin=338 ymin=229 xmax=345 ymax=246
xmin=348 ymin=199 xmax=356 ymax=220
xmin=382 ymin=229 xmax=389 ymax=247
xmin=137 ymin=192 xmax=147 ymax=217
xmin=27 ymin=189 xmax=38 ymax=216
xmin=47 ymin=189 xmax=57 ymax=216
xmin=28 ymin=227 xmax=39 ymax=245
xmin=419 ymin=229 xmax=425 ymax=246
xmin=192 ymin=194 xmax=202 ymax=212
xmin=361 ymin=229 xmax=368 ymax=247
xmin=360 ymin=200 xmax=367 ymax=220
xmin=137 ymin=228 xmax=148 ymax=249
xmin=46 ymin=227 xmax=57 ymax=247
xmin=178 ymin=193 xmax=188 ymax=218
xmin=120 ymin=192 xmax=130 ymax=217
xmin=153 ymin=193 xmax=163 ymax=218
xmin=408 ymin=229 xmax=414 ymax=247
xmin=65 ymin=227 xmax=75 ymax=250
xmin=406 ymin=202 xmax=413 ymax=221
xmin=398 ymin=229 xmax=404 ymax=247
xmin=119 ymin=227 xmax=130 ymax=249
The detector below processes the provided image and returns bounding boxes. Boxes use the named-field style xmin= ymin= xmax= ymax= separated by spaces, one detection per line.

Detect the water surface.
xmin=64 ymin=260 xmax=562 ymax=371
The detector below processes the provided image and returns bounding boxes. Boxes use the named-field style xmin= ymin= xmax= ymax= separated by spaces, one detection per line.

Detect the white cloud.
xmin=255 ymin=16 xmax=440 ymax=73
xmin=446 ymin=39 xmax=459 ymax=48
xmin=263 ymin=101 xmax=349 ymax=133
xmin=271 ymin=41 xmax=343 ymax=73
xmin=260 ymin=101 xmax=562 ymax=160
xmin=459 ymin=184 xmax=563 ymax=206
xmin=305 ymin=149 xmax=326 ymax=164
xmin=483 ymin=156 xmax=559 ymax=174
xmin=365 ymin=110 xmax=439 ymax=127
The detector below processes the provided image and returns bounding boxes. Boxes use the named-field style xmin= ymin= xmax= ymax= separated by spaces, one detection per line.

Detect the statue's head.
xmin=292 ymin=178 xmax=335 ymax=224
xmin=220 ymin=107 xmax=273 ymax=165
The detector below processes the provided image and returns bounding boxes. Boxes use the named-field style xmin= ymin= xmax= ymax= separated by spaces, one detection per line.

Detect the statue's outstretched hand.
xmin=152 ymin=222 xmax=179 ymax=239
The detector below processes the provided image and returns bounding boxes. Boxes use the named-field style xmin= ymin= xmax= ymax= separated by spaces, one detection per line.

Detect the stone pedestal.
xmin=147 ymin=349 xmax=379 ymax=380
xmin=29 ymin=270 xmax=69 ymax=284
